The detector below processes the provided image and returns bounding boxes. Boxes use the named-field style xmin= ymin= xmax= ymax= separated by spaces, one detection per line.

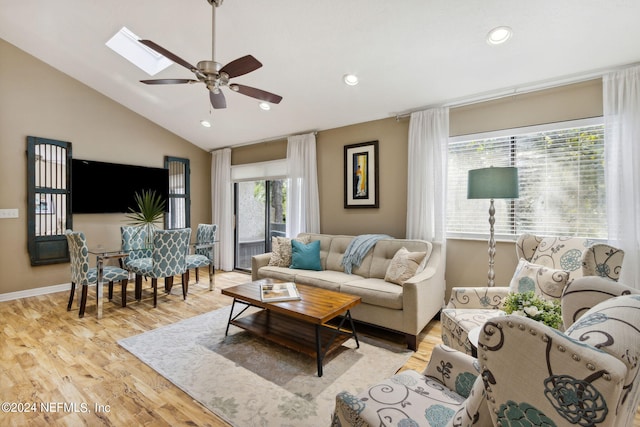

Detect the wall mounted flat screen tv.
xmin=71 ymin=159 xmax=169 ymax=214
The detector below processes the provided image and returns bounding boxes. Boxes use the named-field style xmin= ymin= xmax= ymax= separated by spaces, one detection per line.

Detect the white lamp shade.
xmin=467 ymin=167 xmax=519 ymax=199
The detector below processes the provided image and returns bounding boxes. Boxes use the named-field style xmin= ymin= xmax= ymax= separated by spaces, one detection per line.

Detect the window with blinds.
xmin=447 ymin=118 xmax=606 ymax=239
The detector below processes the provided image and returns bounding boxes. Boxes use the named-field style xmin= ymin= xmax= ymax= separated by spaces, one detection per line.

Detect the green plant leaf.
xmin=125 ymin=189 xmax=165 ymax=227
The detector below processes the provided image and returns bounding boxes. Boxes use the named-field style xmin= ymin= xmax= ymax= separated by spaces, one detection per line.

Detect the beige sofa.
xmin=251 ymin=233 xmax=445 ymax=350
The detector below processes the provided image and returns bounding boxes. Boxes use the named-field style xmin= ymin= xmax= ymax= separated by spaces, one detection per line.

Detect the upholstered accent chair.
xmin=186 ymin=223 xmax=217 ymax=287
xmin=333 ymin=344 xmax=492 ymax=426
xmin=478 ymin=278 xmax=640 ymax=427
xmin=127 ymin=228 xmax=191 ymax=307
xmin=441 ymin=234 xmax=625 ymax=355
xmin=120 ymin=225 xmax=153 ymax=271
xmin=65 ymin=230 xmax=130 ymax=317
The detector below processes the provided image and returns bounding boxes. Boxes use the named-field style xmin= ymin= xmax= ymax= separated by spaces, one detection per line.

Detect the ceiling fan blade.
xmin=140 ymin=79 xmax=198 ymax=85
xmin=209 ymin=90 xmax=227 ymax=109
xmin=219 ymin=55 xmax=262 ymax=78
xmin=232 ymin=84 xmax=283 ymax=104
xmin=139 ymin=39 xmax=198 ymax=72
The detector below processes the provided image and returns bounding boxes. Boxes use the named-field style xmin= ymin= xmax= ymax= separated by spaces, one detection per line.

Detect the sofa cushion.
xmin=441 ymin=308 xmax=506 ymax=355
xmin=509 ymin=258 xmax=570 ymax=301
xmin=256 ymin=266 xmax=297 ymax=282
xmin=341 ymin=278 xmax=403 ymax=310
xmin=324 ymin=235 xmax=375 ymax=277
xmin=384 ymin=247 xmax=427 ymax=285
xmin=268 ymin=235 xmax=311 ymax=267
xmin=293 ymin=270 xmax=356 ymax=292
xmin=290 ymin=239 xmax=322 ymax=271
xmin=334 ymin=369 xmax=476 ymax=427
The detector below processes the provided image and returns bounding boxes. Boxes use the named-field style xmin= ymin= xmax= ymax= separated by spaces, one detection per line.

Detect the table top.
xmin=222 ymin=278 xmax=361 ymax=325
xmin=89 ymin=240 xmax=217 ymax=257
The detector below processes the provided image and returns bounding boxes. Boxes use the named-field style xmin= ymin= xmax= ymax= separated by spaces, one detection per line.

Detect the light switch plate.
xmin=0 ymin=209 xmax=19 ymax=218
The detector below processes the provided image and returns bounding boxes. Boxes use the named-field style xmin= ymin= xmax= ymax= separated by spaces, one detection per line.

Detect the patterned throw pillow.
xmin=509 ymin=258 xmax=570 ymax=301
xmin=384 ymin=247 xmax=427 ymax=285
xmin=268 ymin=235 xmax=311 ymax=267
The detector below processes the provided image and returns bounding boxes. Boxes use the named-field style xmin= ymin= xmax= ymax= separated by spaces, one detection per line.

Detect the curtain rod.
xmin=210 ymin=130 xmax=318 ymax=152
xmin=394 ymin=62 xmax=640 ymax=121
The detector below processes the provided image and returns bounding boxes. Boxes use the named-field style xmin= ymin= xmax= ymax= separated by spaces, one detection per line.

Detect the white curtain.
xmin=603 ymin=65 xmax=640 ymax=289
xmin=406 ymin=108 xmax=449 ymax=243
xmin=286 ymin=133 xmax=320 ymax=237
xmin=211 ymin=148 xmax=234 ymax=271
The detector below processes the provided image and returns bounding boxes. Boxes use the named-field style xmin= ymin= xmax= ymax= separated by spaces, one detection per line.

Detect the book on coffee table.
xmin=260 ymin=282 xmax=302 ymax=302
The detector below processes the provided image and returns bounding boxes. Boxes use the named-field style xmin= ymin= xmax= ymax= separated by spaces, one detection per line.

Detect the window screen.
xmin=447 ymin=118 xmax=606 ymax=239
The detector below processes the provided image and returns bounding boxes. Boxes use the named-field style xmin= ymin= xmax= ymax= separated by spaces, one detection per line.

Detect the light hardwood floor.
xmin=1 ymin=270 xmax=638 ymax=426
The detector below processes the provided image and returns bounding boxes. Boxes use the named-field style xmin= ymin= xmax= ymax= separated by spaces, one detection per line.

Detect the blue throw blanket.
xmin=341 ymin=234 xmax=392 ymax=274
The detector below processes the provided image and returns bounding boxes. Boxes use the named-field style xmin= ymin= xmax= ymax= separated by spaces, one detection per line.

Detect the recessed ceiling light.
xmin=200 ymin=120 xmax=211 ymax=128
xmin=486 ymin=26 xmax=513 ymax=45
xmin=259 ymin=102 xmax=271 ymax=111
xmin=343 ymin=74 xmax=359 ymax=86
xmin=106 ymin=27 xmax=173 ymax=76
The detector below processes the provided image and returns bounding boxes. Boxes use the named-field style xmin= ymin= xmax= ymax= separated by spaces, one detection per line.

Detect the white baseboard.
xmin=0 ymin=283 xmax=70 ymax=302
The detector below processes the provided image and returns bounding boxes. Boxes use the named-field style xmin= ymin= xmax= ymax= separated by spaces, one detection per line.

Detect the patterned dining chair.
xmin=186 ymin=224 xmax=217 ymax=286
xmin=65 ymin=230 xmax=130 ymax=317
xmin=127 ymin=228 xmax=191 ymax=307
xmin=120 ymin=225 xmax=153 ymax=271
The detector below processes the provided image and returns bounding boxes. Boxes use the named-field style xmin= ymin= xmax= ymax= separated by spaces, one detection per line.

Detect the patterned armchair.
xmin=186 ymin=223 xmax=217 ymax=288
xmin=478 ymin=278 xmax=640 ymax=427
xmin=127 ymin=228 xmax=191 ymax=307
xmin=332 ymin=344 xmax=492 ymax=426
xmin=441 ymin=234 xmax=625 ymax=355
xmin=65 ymin=230 xmax=130 ymax=317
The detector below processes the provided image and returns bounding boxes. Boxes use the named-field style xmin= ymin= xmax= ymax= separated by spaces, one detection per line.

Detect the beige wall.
xmin=0 ymin=39 xmax=212 ymax=295
xmin=233 ymin=79 xmax=604 ymax=299
xmin=0 ymin=36 xmax=604 ymax=300
xmin=317 ymin=118 xmax=409 ymax=237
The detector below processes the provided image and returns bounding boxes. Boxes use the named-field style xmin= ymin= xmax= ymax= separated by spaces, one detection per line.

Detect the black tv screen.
xmin=71 ymin=159 xmax=169 ymax=214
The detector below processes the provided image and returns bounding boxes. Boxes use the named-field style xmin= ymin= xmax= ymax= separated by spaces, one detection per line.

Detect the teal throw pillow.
xmin=290 ymin=239 xmax=322 ymax=271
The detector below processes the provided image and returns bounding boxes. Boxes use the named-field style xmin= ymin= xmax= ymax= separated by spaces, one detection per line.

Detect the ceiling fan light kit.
xmin=138 ymin=0 xmax=282 ymax=111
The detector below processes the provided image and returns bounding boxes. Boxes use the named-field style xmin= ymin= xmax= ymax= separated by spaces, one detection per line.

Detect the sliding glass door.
xmin=234 ymin=179 xmax=287 ymax=271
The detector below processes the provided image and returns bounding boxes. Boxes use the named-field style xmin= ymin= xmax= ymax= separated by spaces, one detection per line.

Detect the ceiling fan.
xmin=138 ymin=0 xmax=282 ymax=109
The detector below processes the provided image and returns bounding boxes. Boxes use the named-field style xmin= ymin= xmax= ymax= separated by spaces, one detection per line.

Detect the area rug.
xmin=118 ymin=305 xmax=413 ymax=426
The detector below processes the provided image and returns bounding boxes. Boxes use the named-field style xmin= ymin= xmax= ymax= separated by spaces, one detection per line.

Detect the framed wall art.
xmin=344 ymin=140 xmax=379 ymax=208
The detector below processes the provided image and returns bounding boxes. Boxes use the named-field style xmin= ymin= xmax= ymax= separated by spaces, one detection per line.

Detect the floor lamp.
xmin=467 ymin=166 xmax=519 ymax=287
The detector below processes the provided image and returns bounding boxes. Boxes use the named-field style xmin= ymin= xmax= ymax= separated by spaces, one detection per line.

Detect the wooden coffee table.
xmin=221 ymin=279 xmax=361 ymax=377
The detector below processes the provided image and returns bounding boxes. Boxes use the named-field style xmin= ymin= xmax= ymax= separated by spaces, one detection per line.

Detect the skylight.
xmin=106 ymin=27 xmax=173 ymax=76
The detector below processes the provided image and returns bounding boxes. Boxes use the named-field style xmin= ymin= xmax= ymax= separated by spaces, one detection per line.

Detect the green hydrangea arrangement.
xmin=503 ymin=291 xmax=562 ymax=329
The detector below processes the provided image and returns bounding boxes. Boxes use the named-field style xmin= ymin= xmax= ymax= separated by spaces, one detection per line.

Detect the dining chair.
xmin=120 ymin=225 xmax=153 ymax=271
xmin=127 ymin=228 xmax=192 ymax=307
xmin=186 ymin=223 xmax=217 ymax=286
xmin=65 ymin=230 xmax=130 ymax=317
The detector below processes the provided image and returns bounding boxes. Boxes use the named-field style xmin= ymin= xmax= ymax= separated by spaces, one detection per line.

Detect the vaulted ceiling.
xmin=1 ymin=0 xmax=639 ymax=151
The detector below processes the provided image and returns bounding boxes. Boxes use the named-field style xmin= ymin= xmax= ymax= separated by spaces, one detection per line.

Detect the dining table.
xmin=87 ymin=248 xmax=129 ymax=319
xmin=88 ymin=240 xmax=217 ymax=319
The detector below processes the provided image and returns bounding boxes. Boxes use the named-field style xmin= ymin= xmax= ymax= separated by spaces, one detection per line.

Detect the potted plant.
xmin=125 ymin=189 xmax=166 ymax=247
xmin=503 ymin=291 xmax=563 ymax=329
